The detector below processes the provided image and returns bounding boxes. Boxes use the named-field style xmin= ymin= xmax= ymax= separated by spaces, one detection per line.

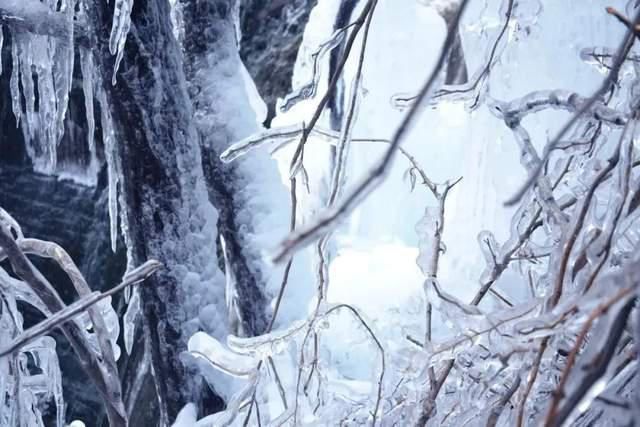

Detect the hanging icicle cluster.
xmin=1 ymin=0 xmax=134 ymax=252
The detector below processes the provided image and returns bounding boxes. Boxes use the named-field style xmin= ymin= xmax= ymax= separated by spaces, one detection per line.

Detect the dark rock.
xmin=239 ymin=0 xmax=318 ymax=126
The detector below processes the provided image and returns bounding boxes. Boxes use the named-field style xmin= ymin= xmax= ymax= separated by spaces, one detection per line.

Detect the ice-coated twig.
xmin=490 ymin=90 xmax=628 ymax=129
xmin=580 ymin=47 xmax=640 ymax=70
xmin=288 ymin=0 xmax=379 ymax=177
xmin=13 ymin=237 xmax=122 ymax=406
xmin=495 ymin=117 xmax=567 ymax=226
xmin=268 ymin=356 xmax=289 ymax=410
xmin=412 ymin=169 xmax=460 ymax=416
xmin=486 ymin=375 xmax=522 ymax=427
xmin=414 ymin=155 xmax=575 ymax=419
xmin=396 ymin=0 xmax=514 ymax=111
xmin=548 ymin=125 xmax=625 ymax=308
xmin=0 ymin=207 xmax=23 ymax=239
xmin=221 ymin=123 xmax=305 ymax=163
xmin=280 ymin=23 xmax=354 ymax=112
xmin=187 ymin=336 xmax=258 ymax=378
xmin=324 ymin=304 xmax=386 ymax=426
xmin=552 ymin=297 xmax=635 ymax=426
xmin=0 ymin=224 xmax=128 ymax=427
xmin=504 ymin=6 xmax=640 ymax=206
xmin=272 ymin=0 xmax=472 ymax=264
xmin=543 ymin=286 xmax=635 ymax=426
xmin=326 ymin=0 xmax=375 ymax=207
xmin=0 ymin=260 xmax=162 ymax=359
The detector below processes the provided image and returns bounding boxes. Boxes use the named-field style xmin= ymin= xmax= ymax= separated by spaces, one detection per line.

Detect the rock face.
xmin=239 ymin=0 xmax=318 ymax=125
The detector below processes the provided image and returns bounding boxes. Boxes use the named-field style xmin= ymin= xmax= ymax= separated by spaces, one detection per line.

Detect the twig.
xmin=0 ymin=225 xmax=128 ymax=427
xmin=273 ymin=0 xmax=472 ymax=263
xmin=0 ymin=259 xmax=162 ymax=358
xmin=543 ymin=287 xmax=634 ymax=426
xmin=289 ymin=0 xmax=379 ymax=175
xmin=503 ymin=7 xmax=640 ymax=206
xmin=486 ymin=375 xmax=521 ymax=427
xmin=516 ymin=338 xmax=547 ymax=427
xmin=325 ymin=304 xmax=385 ymax=426
xmin=549 ymin=297 xmax=635 ymax=427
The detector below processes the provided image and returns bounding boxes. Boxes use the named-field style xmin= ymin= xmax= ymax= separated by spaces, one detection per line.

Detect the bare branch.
xmin=503 ymin=7 xmax=640 ymax=206
xmin=272 ymin=0 xmax=472 ymax=264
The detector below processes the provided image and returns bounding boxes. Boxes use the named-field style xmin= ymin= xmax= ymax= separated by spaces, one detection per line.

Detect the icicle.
xmin=53 ymin=0 xmax=75 ymax=144
xmin=109 ymin=0 xmax=134 ymax=84
xmin=0 ymin=26 xmax=3 ymax=77
xmin=123 ymin=288 xmax=140 ymax=355
xmin=97 ymin=89 xmax=119 ymax=252
xmin=5 ymin=0 xmax=76 ymax=176
xmin=220 ymin=235 xmax=243 ymax=337
xmin=80 ymin=48 xmax=98 ymax=175
xmin=9 ymin=41 xmax=20 ymax=127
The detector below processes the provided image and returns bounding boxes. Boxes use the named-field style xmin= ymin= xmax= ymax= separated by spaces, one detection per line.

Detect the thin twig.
xmin=504 ymin=7 xmax=640 ymax=206
xmin=273 ymin=0 xmax=472 ymax=264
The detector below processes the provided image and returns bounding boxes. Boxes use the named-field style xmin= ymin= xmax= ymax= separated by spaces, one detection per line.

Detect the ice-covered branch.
xmin=0 ymin=260 xmax=162 ymax=359
xmin=490 ymin=90 xmax=628 ymax=128
xmin=288 ymin=0 xmax=379 ymax=175
xmin=504 ymin=6 xmax=640 ymax=206
xmin=0 ymin=223 xmax=128 ymax=427
xmin=272 ymin=0 xmax=472 ymax=264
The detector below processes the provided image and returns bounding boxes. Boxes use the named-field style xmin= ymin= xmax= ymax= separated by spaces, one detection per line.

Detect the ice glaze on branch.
xmin=503 ymin=6 xmax=640 ymax=206
xmin=272 ymin=0 xmax=472 ymax=264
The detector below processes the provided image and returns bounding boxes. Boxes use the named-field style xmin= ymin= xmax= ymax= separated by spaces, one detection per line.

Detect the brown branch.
xmin=606 ymin=7 xmax=640 ymax=37
xmin=549 ymin=125 xmax=624 ymax=308
xmin=486 ymin=375 xmax=521 ymax=427
xmin=549 ymin=296 xmax=635 ymax=427
xmin=543 ymin=286 xmax=633 ymax=426
xmin=516 ymin=339 xmax=547 ymax=427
